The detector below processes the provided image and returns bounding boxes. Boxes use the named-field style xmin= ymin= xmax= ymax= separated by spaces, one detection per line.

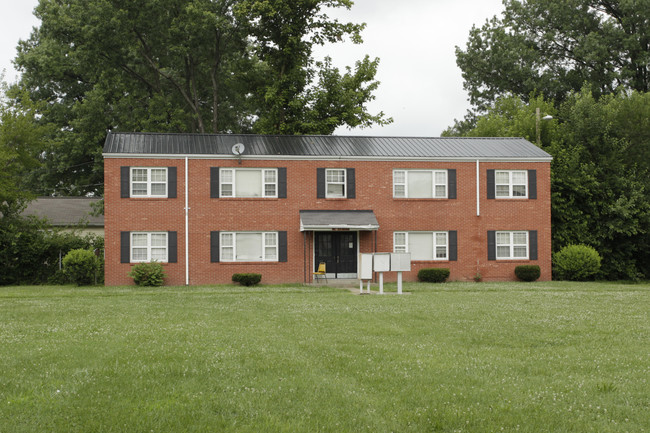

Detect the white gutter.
xmin=476 ymin=159 xmax=480 ymax=216
xmin=184 ymin=157 xmax=189 ymax=286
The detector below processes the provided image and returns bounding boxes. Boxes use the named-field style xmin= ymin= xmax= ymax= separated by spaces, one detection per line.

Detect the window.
xmin=220 ymin=168 xmax=277 ymax=198
xmin=131 ymin=168 xmax=167 ymax=197
xmin=394 ymin=231 xmax=448 ymax=260
xmin=496 ymin=231 xmax=528 ymax=259
xmin=393 ymin=170 xmax=447 ymax=198
xmin=326 ymin=169 xmax=346 ymax=198
xmin=220 ymin=232 xmax=278 ymax=262
xmin=495 ymin=170 xmax=527 ymax=198
xmin=131 ymin=232 xmax=168 ymax=262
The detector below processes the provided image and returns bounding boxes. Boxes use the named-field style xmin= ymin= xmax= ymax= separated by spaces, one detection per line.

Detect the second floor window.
xmin=220 ymin=168 xmax=278 ymax=198
xmin=495 ymin=170 xmax=527 ymax=198
xmin=326 ymin=169 xmax=346 ymax=198
xmin=393 ymin=170 xmax=447 ymax=198
xmin=131 ymin=168 xmax=167 ymax=197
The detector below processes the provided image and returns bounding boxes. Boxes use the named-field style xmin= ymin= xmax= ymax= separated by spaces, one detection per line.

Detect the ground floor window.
xmin=496 ymin=231 xmax=529 ymax=259
xmin=393 ymin=231 xmax=448 ymax=260
xmin=220 ymin=232 xmax=278 ymax=262
xmin=131 ymin=232 xmax=168 ymax=262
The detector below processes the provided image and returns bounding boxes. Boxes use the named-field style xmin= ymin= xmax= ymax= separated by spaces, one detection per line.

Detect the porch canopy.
xmin=299 ymin=210 xmax=379 ymax=232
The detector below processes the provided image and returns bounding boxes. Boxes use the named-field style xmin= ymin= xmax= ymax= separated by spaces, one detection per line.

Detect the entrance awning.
xmin=299 ymin=210 xmax=379 ymax=231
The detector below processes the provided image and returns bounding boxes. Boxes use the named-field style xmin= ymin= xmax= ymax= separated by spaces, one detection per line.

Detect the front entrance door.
xmin=314 ymin=232 xmax=358 ymax=278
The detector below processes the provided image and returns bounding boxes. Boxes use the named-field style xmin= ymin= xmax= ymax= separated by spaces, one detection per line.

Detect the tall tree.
xmin=456 ymin=0 xmax=650 ymax=113
xmin=14 ymin=0 xmax=388 ymax=195
xmin=446 ymin=90 xmax=650 ymax=280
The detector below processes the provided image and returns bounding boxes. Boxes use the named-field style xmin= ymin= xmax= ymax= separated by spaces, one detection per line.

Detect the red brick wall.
xmin=104 ymin=158 xmax=551 ymax=285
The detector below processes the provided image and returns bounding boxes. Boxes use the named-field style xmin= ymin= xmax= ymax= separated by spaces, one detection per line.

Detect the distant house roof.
xmin=103 ymin=132 xmax=552 ymax=161
xmin=22 ymin=197 xmax=104 ymax=227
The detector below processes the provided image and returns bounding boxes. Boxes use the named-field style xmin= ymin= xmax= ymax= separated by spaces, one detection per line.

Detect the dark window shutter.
xmin=487 ymin=230 xmax=496 ymax=260
xmin=317 ymin=168 xmax=325 ymax=198
xmin=210 ymin=167 xmax=219 ymax=198
xmin=210 ymin=231 xmax=220 ymax=263
xmin=279 ymin=231 xmax=288 ymax=262
xmin=121 ymin=231 xmax=130 ymax=263
xmin=168 ymin=231 xmax=178 ymax=263
xmin=346 ymin=168 xmax=356 ymax=199
xmin=167 ymin=167 xmax=177 ymax=198
xmin=448 ymin=230 xmax=457 ymax=261
xmin=448 ymin=169 xmax=457 ymax=199
xmin=487 ymin=169 xmax=495 ymax=199
xmin=121 ymin=167 xmax=130 ymax=198
xmin=528 ymin=170 xmax=537 ymax=199
xmin=529 ymin=230 xmax=538 ymax=260
xmin=278 ymin=167 xmax=287 ymax=198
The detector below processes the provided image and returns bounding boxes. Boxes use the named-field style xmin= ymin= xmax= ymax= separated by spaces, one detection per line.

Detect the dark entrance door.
xmin=314 ymin=232 xmax=358 ymax=278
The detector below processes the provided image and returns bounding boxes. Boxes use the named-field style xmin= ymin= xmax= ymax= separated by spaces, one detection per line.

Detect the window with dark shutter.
xmin=168 ymin=167 xmax=177 ymax=198
xmin=528 ymin=170 xmax=537 ymax=199
xmin=278 ymin=168 xmax=287 ymax=198
xmin=316 ymin=168 xmax=325 ymax=198
xmin=448 ymin=169 xmax=457 ymax=199
xmin=121 ymin=167 xmax=130 ymax=198
xmin=346 ymin=168 xmax=356 ymax=199
xmin=448 ymin=230 xmax=458 ymax=261
xmin=210 ymin=167 xmax=219 ymax=198
xmin=121 ymin=231 xmax=130 ymax=263
xmin=487 ymin=230 xmax=496 ymax=260
xmin=487 ymin=170 xmax=495 ymax=199
xmin=210 ymin=231 xmax=220 ymax=262
xmin=529 ymin=230 xmax=538 ymax=260
xmin=279 ymin=231 xmax=288 ymax=262
xmin=167 ymin=231 xmax=178 ymax=263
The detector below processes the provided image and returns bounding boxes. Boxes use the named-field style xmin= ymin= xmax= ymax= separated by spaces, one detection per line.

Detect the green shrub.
xmin=232 ymin=273 xmax=262 ymax=286
xmin=515 ymin=265 xmax=541 ymax=282
xmin=417 ymin=268 xmax=450 ymax=283
xmin=62 ymin=249 xmax=100 ymax=286
xmin=129 ymin=262 xmax=166 ymax=286
xmin=553 ymin=244 xmax=602 ymax=281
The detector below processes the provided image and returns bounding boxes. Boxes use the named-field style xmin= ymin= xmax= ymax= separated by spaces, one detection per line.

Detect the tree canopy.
xmin=456 ymin=0 xmax=650 ymax=113
xmin=13 ymin=0 xmax=390 ymax=195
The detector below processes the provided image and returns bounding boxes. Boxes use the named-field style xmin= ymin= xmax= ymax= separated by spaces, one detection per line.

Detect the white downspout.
xmin=185 ymin=157 xmax=190 ymax=285
xmin=476 ymin=159 xmax=480 ymax=216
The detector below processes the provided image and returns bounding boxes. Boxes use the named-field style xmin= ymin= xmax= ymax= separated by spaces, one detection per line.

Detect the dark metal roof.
xmin=103 ymin=132 xmax=552 ymax=160
xmin=22 ymin=197 xmax=104 ymax=227
xmin=300 ymin=210 xmax=379 ymax=231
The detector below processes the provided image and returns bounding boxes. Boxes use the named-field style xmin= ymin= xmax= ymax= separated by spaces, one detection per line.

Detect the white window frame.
xmin=130 ymin=167 xmax=168 ymax=197
xmin=393 ymin=231 xmax=449 ymax=260
xmin=220 ymin=168 xmax=278 ymax=198
xmin=393 ymin=169 xmax=448 ymax=198
xmin=495 ymin=170 xmax=528 ymax=198
xmin=130 ymin=232 xmax=168 ymax=263
xmin=220 ymin=231 xmax=279 ymax=262
xmin=495 ymin=231 xmax=529 ymax=260
xmin=325 ymin=168 xmax=347 ymax=198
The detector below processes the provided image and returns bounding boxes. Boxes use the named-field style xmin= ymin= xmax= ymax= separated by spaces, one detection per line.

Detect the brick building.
xmin=103 ymin=132 xmax=552 ymax=286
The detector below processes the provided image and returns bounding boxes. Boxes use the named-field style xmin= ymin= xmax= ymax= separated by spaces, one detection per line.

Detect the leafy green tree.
xmin=456 ymin=0 xmax=650 ymax=113
xmin=446 ymin=89 xmax=650 ymax=280
xmin=0 ymin=80 xmax=46 ymax=214
xmin=14 ymin=0 xmax=389 ymax=195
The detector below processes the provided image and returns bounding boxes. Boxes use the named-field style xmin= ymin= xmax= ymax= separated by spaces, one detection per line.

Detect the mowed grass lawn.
xmin=1 ymin=282 xmax=649 ymax=433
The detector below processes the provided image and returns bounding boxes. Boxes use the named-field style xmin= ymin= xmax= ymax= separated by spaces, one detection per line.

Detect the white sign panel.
xmin=359 ymin=253 xmax=373 ymax=280
xmin=373 ymin=253 xmax=391 ymax=272
xmin=390 ymin=253 xmax=412 ymax=272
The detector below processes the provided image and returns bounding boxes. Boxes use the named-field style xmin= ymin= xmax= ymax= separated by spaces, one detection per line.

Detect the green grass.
xmin=1 ymin=282 xmax=649 ymax=432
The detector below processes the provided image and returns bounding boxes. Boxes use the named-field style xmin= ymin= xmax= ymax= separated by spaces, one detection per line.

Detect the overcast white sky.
xmin=0 ymin=0 xmax=504 ymax=136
